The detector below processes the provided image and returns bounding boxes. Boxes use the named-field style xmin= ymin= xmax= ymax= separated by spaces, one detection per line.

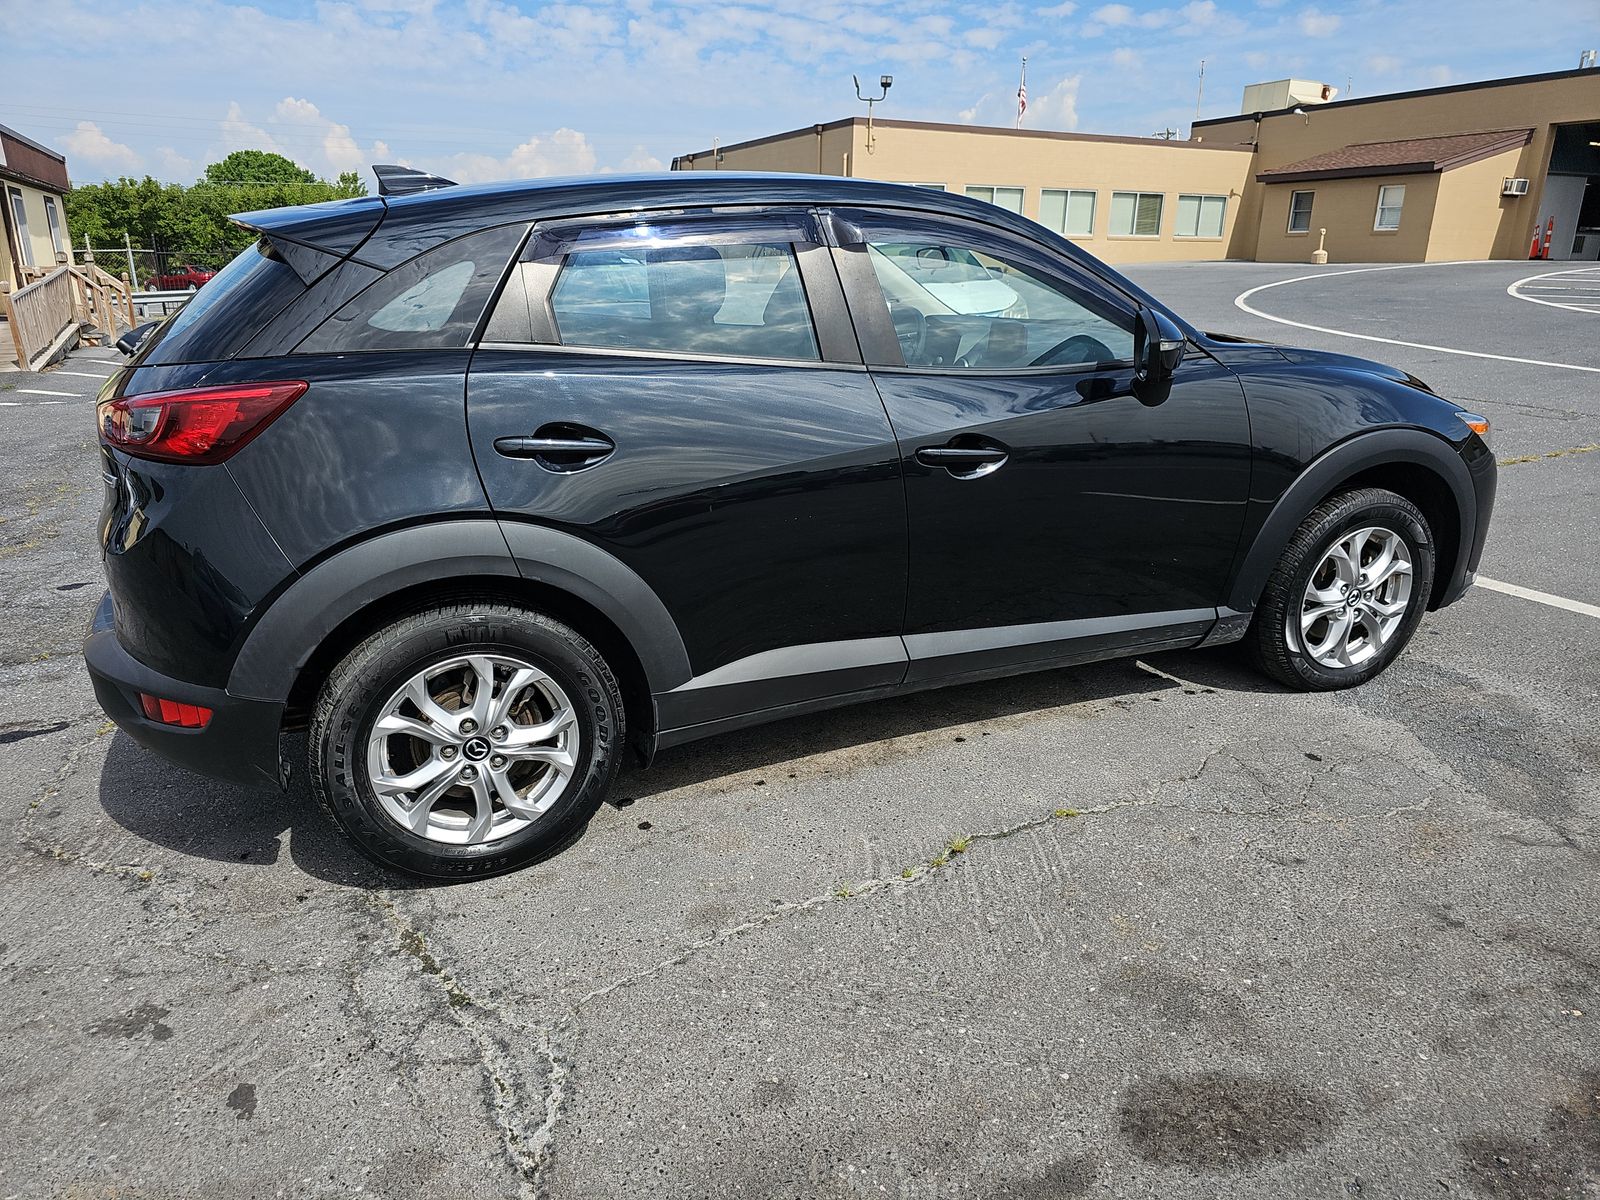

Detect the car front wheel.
xmin=309 ymin=603 xmax=624 ymax=879
xmin=1250 ymin=487 xmax=1435 ymax=691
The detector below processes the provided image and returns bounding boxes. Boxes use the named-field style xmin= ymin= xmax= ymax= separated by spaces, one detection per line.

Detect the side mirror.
xmin=116 ymin=321 xmax=159 ymax=357
xmin=1133 ymin=307 xmax=1185 ymax=404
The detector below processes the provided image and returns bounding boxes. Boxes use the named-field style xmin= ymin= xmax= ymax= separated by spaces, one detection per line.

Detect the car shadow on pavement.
xmin=614 ymin=648 xmax=1281 ymax=805
xmin=96 ymin=730 xmax=416 ymax=889
xmin=93 ymin=646 xmax=1285 ymax=887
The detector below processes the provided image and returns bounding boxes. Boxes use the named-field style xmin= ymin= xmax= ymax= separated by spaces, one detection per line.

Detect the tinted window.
xmin=297 ymin=224 xmax=525 ymax=353
xmin=862 ymin=235 xmax=1132 ymax=370
xmin=549 ymin=241 xmax=819 ymax=361
xmin=138 ymin=239 xmax=305 ymax=365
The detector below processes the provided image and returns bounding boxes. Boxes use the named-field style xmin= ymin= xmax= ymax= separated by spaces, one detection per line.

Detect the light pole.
xmin=853 ymin=74 xmax=893 ymax=154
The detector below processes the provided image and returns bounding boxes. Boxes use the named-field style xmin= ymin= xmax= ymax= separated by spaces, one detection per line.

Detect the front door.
xmin=466 ymin=208 xmax=908 ymax=732
xmin=829 ymin=207 xmax=1252 ymax=682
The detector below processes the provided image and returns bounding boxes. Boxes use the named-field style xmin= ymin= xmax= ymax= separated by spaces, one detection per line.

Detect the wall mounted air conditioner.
xmin=1502 ymin=178 xmax=1531 ymax=196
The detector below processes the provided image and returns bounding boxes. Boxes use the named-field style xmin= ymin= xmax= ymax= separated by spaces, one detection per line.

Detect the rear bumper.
xmin=84 ymin=593 xmax=285 ymax=790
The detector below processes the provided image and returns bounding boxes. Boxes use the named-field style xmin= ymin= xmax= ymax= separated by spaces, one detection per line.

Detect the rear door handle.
xmin=915 ymin=447 xmax=1008 ymax=466
xmin=493 ymin=427 xmax=615 ymax=472
xmin=915 ymin=440 xmax=1010 ymax=479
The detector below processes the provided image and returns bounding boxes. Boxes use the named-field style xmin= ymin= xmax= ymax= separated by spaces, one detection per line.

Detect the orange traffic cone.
xmin=1542 ymin=217 xmax=1555 ymax=260
xmin=1531 ymin=225 xmax=1544 ymax=258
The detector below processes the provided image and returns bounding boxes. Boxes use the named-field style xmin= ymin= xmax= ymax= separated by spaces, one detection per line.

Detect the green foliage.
xmin=203 ymin=150 xmax=317 ymax=186
xmin=64 ymin=151 xmax=369 ymax=272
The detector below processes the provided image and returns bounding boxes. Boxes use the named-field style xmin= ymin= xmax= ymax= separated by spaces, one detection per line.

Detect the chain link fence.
xmin=72 ymin=244 xmax=237 ymax=294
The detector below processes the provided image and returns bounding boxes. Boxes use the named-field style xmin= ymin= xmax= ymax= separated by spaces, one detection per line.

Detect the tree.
xmin=64 ymin=153 xmax=372 ymax=278
xmin=203 ymin=150 xmax=317 ymax=186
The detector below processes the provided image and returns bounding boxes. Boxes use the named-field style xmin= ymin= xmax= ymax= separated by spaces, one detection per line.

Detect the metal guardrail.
xmin=132 ymin=290 xmax=195 ymax=321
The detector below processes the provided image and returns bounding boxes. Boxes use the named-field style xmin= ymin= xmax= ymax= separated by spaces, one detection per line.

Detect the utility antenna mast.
xmin=1195 ymin=59 xmax=1205 ymax=118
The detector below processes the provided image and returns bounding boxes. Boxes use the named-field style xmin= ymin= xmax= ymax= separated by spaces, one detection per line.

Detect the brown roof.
xmin=1256 ymin=128 xmax=1533 ymax=183
xmin=674 ymin=116 xmax=1254 ymax=166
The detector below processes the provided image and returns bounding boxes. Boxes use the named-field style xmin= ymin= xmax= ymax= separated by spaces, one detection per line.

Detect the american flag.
xmin=1016 ymin=58 xmax=1028 ymax=127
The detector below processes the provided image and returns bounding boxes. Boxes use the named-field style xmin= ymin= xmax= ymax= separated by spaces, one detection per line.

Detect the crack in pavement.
xmin=13 ymin=714 xmax=166 ymax=883
xmin=366 ymin=894 xmax=560 ymax=1200
xmin=365 ymin=676 xmax=1519 ymax=1196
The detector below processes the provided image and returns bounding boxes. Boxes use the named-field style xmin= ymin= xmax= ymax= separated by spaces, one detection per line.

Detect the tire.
xmin=1249 ymin=488 xmax=1435 ymax=691
xmin=309 ymin=603 xmax=624 ymax=880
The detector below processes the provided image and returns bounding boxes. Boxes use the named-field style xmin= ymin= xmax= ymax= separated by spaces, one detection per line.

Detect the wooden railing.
xmin=78 ymin=261 xmax=137 ymax=331
xmin=1 ymin=266 xmax=78 ymax=371
xmin=2 ymin=255 xmax=137 ymax=368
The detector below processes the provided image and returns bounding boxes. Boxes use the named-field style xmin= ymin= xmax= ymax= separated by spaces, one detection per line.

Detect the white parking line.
xmin=0 ymin=400 xmax=62 ymax=406
xmin=54 ymin=370 xmax=113 ymax=379
xmin=15 ymin=388 xmax=79 ymax=396
xmin=1507 ymin=266 xmax=1600 ymax=315
xmin=1234 ymin=262 xmax=1600 ymax=374
xmin=1477 ymin=576 xmax=1600 ymax=620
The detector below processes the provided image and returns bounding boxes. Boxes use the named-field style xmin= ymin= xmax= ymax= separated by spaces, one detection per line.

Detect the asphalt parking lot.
xmin=2 ymin=259 xmax=1596 ymax=1199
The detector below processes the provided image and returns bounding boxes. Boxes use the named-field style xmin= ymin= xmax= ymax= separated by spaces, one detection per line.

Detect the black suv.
xmin=86 ymin=171 xmax=1496 ymax=879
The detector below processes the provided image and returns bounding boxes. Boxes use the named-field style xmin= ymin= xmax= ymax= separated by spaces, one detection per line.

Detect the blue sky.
xmin=2 ymin=0 xmax=1593 ymax=185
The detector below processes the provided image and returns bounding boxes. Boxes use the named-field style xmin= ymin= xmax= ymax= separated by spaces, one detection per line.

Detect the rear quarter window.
xmin=296 ymin=224 xmax=527 ymax=353
xmin=137 ymin=239 xmax=305 ymax=365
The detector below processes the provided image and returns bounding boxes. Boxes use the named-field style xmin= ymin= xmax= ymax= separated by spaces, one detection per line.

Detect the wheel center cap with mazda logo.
xmin=462 ymin=737 xmax=491 ymax=762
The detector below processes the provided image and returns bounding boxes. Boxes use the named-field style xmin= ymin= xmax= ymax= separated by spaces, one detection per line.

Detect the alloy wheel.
xmin=1290 ymin=526 xmax=1414 ymax=670
xmin=365 ymin=653 xmax=578 ymax=845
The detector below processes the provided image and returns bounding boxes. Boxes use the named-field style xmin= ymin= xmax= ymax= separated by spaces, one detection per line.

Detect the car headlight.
xmin=1456 ymin=411 xmax=1492 ymax=448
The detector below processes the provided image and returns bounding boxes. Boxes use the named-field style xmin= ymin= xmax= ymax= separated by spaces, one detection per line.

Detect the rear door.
xmin=827 ymin=206 xmax=1252 ymax=682
xmin=467 ymin=208 xmax=908 ymax=733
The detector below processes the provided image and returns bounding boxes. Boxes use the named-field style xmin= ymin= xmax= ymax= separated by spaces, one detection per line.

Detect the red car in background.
xmin=148 ymin=264 xmax=216 ymax=290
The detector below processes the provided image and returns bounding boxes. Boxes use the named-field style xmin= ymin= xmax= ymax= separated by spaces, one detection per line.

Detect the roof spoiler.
xmin=372 ymin=164 xmax=458 ymax=197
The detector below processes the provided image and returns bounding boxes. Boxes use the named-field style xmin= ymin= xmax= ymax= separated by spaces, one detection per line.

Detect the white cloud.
xmin=1090 ymin=3 xmax=1136 ymax=25
xmin=1111 ymin=47 xmax=1143 ymax=68
xmin=1298 ymin=7 xmax=1341 ymax=35
xmin=1081 ymin=0 xmax=1227 ymax=37
xmin=219 ymin=101 xmax=285 ymax=159
xmin=1366 ymin=54 xmax=1403 ymax=74
xmin=1038 ymin=0 xmax=1078 ymax=14
xmin=62 ymin=121 xmax=140 ymax=173
xmin=155 ymin=147 xmax=197 ymax=181
xmin=271 ymin=97 xmax=385 ymax=177
xmin=443 ymin=128 xmax=598 ymax=183
xmin=1027 ymin=74 xmax=1083 ymax=130
xmin=619 ymin=145 xmax=665 ymax=172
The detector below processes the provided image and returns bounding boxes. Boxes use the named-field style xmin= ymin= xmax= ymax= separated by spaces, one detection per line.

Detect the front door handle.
xmin=494 ymin=425 xmax=615 ymax=472
xmin=915 ymin=439 xmax=1010 ymax=479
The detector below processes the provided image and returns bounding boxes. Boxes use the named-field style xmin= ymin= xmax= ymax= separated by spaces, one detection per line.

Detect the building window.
xmin=1040 ymin=189 xmax=1096 ymax=238
xmin=965 ymin=186 xmax=1024 ymax=214
xmin=1287 ymin=190 xmax=1315 ymax=234
xmin=42 ymin=195 xmax=66 ymax=257
xmin=1375 ymin=185 xmax=1405 ymax=231
xmin=1175 ymin=194 xmax=1227 ymax=238
xmin=1110 ymin=192 xmax=1163 ymax=237
xmin=7 ymin=186 xmax=32 ymax=266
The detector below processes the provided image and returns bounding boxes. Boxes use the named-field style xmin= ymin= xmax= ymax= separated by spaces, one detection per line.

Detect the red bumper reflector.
xmin=138 ymin=692 xmax=213 ymax=728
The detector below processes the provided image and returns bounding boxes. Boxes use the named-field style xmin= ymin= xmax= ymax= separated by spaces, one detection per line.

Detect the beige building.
xmin=675 ymin=119 xmax=1255 ymax=264
xmin=674 ymin=65 xmax=1600 ymax=265
xmin=1195 ymin=66 xmax=1600 ymax=263
xmin=0 ymin=124 xmax=71 ymax=288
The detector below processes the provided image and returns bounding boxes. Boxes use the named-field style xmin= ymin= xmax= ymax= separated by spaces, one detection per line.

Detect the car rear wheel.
xmin=1250 ymin=488 xmax=1435 ymax=691
xmin=309 ymin=603 xmax=623 ymax=879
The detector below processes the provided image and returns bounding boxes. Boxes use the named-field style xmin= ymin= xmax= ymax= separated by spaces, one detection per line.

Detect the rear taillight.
xmin=97 ymin=381 xmax=307 ymax=464
xmin=139 ymin=693 xmax=213 ymax=728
